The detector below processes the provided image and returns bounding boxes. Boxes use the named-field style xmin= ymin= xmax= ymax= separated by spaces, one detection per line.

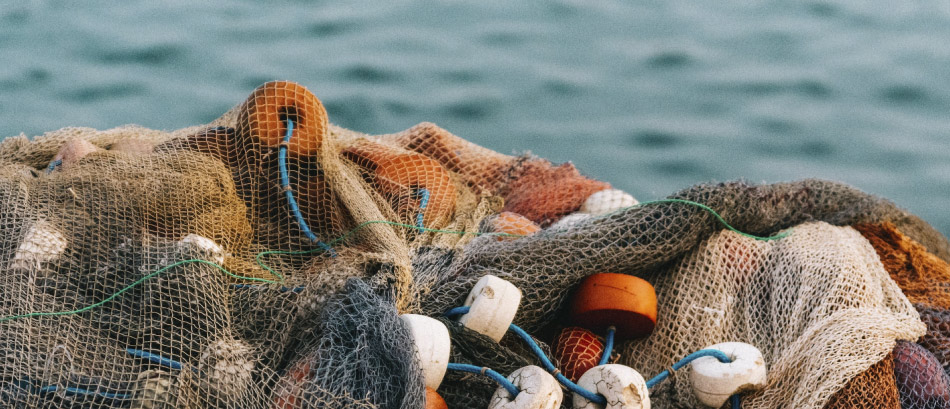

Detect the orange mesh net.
xmin=551 ymin=326 xmax=605 ymax=383
xmin=855 ymin=222 xmax=950 ymax=309
xmin=822 ymin=352 xmax=899 ymax=409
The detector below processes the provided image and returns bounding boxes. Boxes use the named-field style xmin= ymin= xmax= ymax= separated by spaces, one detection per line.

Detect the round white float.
xmin=459 ymin=275 xmax=522 ymax=342
xmin=181 ymin=234 xmax=227 ymax=264
xmin=548 ymin=213 xmax=592 ymax=231
xmin=400 ymin=314 xmax=451 ymax=389
xmin=689 ymin=342 xmax=767 ymax=408
xmin=12 ymin=220 xmax=68 ymax=270
xmin=580 ymin=189 xmax=638 ymax=216
xmin=488 ymin=365 xmax=562 ymax=409
xmin=573 ymin=364 xmax=650 ymax=409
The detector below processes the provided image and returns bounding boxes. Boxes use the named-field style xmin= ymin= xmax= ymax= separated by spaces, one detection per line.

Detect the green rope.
xmin=1 ymin=198 xmax=786 ymax=323
xmin=0 ymin=259 xmax=280 ymax=323
xmin=610 ymin=199 xmax=792 ymax=241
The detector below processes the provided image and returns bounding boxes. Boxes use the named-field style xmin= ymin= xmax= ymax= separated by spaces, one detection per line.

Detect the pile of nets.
xmin=0 ymin=80 xmax=948 ymax=408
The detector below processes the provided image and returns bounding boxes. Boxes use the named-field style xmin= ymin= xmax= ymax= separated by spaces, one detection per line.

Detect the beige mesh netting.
xmin=0 ymin=80 xmax=947 ymax=408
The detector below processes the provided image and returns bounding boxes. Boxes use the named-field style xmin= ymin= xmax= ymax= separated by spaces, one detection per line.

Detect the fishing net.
xmin=0 ymin=80 xmax=947 ymax=408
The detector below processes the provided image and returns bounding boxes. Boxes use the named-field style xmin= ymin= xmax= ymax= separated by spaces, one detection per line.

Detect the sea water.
xmin=1 ymin=0 xmax=948 ymax=235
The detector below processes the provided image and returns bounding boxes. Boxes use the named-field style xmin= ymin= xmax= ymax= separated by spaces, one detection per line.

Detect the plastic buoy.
xmin=400 ymin=314 xmax=451 ymax=389
xmin=344 ymin=140 xmax=457 ymax=228
xmin=237 ymin=81 xmax=328 ymax=157
xmin=580 ymin=189 xmax=638 ymax=216
xmin=569 ymin=273 xmax=657 ymax=340
xmin=426 ymin=387 xmax=449 ymax=409
xmin=488 ymin=365 xmax=563 ymax=409
xmin=181 ymin=234 xmax=226 ymax=264
xmin=49 ymin=138 xmax=102 ymax=172
xmin=272 ymin=358 xmax=311 ymax=409
xmin=552 ymin=327 xmax=605 ymax=383
xmin=12 ymin=220 xmax=68 ymax=270
xmin=573 ymin=364 xmax=650 ymax=409
xmin=459 ymin=275 xmax=522 ymax=342
xmin=689 ymin=342 xmax=767 ymax=408
xmin=548 ymin=213 xmax=592 ymax=231
xmin=489 ymin=212 xmax=541 ymax=240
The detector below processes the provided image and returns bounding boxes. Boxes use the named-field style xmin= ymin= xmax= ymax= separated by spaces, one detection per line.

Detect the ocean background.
xmin=1 ymin=0 xmax=948 ymax=236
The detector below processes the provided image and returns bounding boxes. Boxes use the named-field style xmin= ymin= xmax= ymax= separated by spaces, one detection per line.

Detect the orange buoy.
xmin=503 ymin=159 xmax=612 ymax=227
xmin=344 ymin=140 xmax=457 ymax=228
xmin=425 ymin=387 xmax=448 ymax=409
xmin=552 ymin=326 xmax=605 ymax=383
xmin=272 ymin=359 xmax=311 ymax=409
xmin=488 ymin=212 xmax=540 ymax=241
xmin=569 ymin=273 xmax=657 ymax=340
xmin=390 ymin=122 xmax=515 ymax=193
xmin=237 ymin=81 xmax=328 ymax=158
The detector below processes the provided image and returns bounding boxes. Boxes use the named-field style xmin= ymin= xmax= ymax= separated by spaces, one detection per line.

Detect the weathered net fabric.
xmin=0 ymin=80 xmax=947 ymax=408
xmin=823 ymin=352 xmax=899 ymax=409
xmin=612 ymin=223 xmax=923 ymax=408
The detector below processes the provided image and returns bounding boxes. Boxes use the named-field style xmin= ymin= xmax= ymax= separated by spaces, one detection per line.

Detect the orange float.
xmin=552 ymin=326 xmax=604 ymax=383
xmin=344 ymin=140 xmax=457 ymax=228
xmin=237 ymin=81 xmax=328 ymax=158
xmin=488 ymin=212 xmax=540 ymax=241
xmin=568 ymin=273 xmax=657 ymax=340
xmin=271 ymin=359 xmax=311 ymax=409
xmin=390 ymin=122 xmax=515 ymax=193
xmin=425 ymin=387 xmax=448 ymax=409
xmin=503 ymin=159 xmax=612 ymax=227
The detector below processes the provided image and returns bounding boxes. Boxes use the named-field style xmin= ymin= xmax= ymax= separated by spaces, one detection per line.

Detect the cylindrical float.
xmin=569 ymin=273 xmax=657 ymax=340
xmin=400 ymin=314 xmax=452 ymax=389
xmin=459 ymin=275 xmax=523 ymax=342
xmin=488 ymin=365 xmax=563 ymax=409
xmin=573 ymin=364 xmax=650 ymax=409
xmin=688 ymin=342 xmax=767 ymax=408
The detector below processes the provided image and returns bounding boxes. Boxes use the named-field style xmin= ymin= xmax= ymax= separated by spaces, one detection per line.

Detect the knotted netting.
xmin=0 ymin=80 xmax=948 ymax=408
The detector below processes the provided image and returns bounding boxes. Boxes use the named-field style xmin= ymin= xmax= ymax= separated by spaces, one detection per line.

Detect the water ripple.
xmin=60 ymin=83 xmax=146 ymax=103
xmin=96 ymin=44 xmax=186 ymax=65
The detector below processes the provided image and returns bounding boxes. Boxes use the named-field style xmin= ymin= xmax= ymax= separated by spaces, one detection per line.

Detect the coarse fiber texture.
xmin=0 ymin=81 xmax=947 ymax=408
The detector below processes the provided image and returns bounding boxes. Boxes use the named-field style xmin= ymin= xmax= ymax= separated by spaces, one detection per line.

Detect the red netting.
xmin=551 ymin=326 xmax=605 ymax=383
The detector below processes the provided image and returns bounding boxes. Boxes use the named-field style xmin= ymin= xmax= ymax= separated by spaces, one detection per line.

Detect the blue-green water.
xmin=2 ymin=1 xmax=948 ymax=236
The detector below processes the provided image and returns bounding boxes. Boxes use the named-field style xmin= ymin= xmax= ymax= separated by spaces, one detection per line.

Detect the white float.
xmin=488 ymin=365 xmax=562 ymax=409
xmin=400 ymin=314 xmax=451 ymax=389
xmin=459 ymin=275 xmax=522 ymax=342
xmin=548 ymin=213 xmax=592 ymax=231
xmin=580 ymin=189 xmax=638 ymax=216
xmin=573 ymin=364 xmax=650 ymax=409
xmin=689 ymin=342 xmax=767 ymax=408
xmin=181 ymin=234 xmax=227 ymax=264
xmin=12 ymin=220 xmax=68 ymax=270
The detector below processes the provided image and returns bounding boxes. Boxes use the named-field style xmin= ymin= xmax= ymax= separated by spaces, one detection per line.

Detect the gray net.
xmin=0 ymin=80 xmax=947 ymax=408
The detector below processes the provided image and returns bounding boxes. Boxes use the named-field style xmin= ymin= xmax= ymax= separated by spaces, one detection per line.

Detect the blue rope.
xmin=645 ymin=349 xmax=732 ymax=388
xmin=599 ymin=326 xmax=615 ymax=366
xmin=446 ymin=363 xmax=520 ymax=397
xmin=508 ymin=323 xmax=608 ymax=405
xmin=731 ymin=394 xmax=742 ymax=409
xmin=443 ymin=306 xmax=469 ymax=317
xmin=279 ymin=118 xmax=335 ymax=257
xmin=46 ymin=159 xmax=62 ymax=174
xmin=126 ymin=348 xmax=187 ymax=371
xmin=415 ymin=188 xmax=430 ymax=229
xmin=444 ymin=305 xmax=607 ymax=405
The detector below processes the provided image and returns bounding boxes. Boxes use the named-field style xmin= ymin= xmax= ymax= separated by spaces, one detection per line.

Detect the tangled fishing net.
xmin=0 ymin=80 xmax=948 ymax=408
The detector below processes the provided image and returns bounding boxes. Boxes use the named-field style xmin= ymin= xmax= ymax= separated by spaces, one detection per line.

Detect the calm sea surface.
xmin=1 ymin=0 xmax=948 ymax=236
